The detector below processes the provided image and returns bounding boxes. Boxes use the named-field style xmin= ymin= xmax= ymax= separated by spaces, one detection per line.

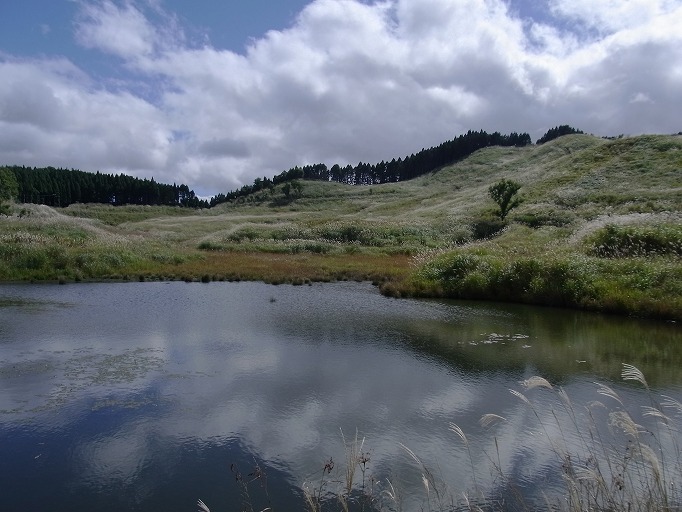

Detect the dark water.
xmin=0 ymin=281 xmax=680 ymax=511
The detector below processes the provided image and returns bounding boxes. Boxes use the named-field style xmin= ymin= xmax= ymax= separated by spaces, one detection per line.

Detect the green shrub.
xmin=197 ymin=240 xmax=224 ymax=251
xmin=18 ymin=249 xmax=49 ymax=270
xmin=319 ymin=223 xmax=370 ymax=244
xmin=46 ymin=246 xmax=70 ymax=269
xmin=75 ymin=253 xmax=94 ymax=269
xmin=589 ymin=224 xmax=682 ymax=257
xmin=513 ymin=209 xmax=574 ymax=228
xmin=421 ymin=252 xmax=599 ymax=307
xmin=301 ymin=242 xmax=331 ymax=254
xmin=437 ymin=253 xmax=483 ymax=281
xmin=471 ymin=217 xmax=507 ymax=239
xmin=228 ymin=227 xmax=260 ymax=242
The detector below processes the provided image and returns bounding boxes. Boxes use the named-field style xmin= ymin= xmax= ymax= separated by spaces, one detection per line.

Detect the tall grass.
xmin=302 ymin=430 xmax=377 ymax=512
xmin=408 ymin=225 xmax=682 ymax=320
xmin=474 ymin=365 xmax=682 ymax=511
xmin=0 ymin=208 xmax=192 ymax=282
xmin=195 ymin=221 xmax=447 ymax=255
xmin=587 ymin=223 xmax=682 ymax=258
xmin=501 ymin=368 xmax=677 ymax=510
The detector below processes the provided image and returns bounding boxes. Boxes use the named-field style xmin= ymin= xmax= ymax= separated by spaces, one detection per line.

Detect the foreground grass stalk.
xmin=448 ymin=422 xmax=480 ymax=496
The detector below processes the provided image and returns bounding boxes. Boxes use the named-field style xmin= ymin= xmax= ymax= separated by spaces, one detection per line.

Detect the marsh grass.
xmin=407 ymin=218 xmax=681 ymax=320
xmin=0 ymin=205 xmax=197 ymax=282
xmin=411 ymin=252 xmax=681 ymax=319
xmin=194 ymin=221 xmax=447 ymax=255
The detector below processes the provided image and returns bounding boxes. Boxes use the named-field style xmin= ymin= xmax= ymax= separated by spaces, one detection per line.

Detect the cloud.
xmin=198 ymin=137 xmax=251 ymax=159
xmin=0 ymin=56 xmax=172 ymax=174
xmin=75 ymin=0 xmax=158 ymax=58
xmin=549 ymin=0 xmax=681 ymax=32
xmin=1 ymin=0 xmax=681 ymax=196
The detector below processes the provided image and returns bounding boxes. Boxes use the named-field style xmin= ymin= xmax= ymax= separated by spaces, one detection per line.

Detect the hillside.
xmin=1 ymin=134 xmax=680 ymax=319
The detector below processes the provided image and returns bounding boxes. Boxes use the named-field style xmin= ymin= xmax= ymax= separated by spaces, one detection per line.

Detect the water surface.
xmin=1 ymin=281 xmax=680 ymax=511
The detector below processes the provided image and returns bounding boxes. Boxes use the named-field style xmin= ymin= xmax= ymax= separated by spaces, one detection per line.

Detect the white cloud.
xmin=1 ymin=0 xmax=681 ymax=196
xmin=549 ymin=0 xmax=681 ymax=32
xmin=75 ymin=0 xmax=158 ymax=58
xmin=0 ymin=56 xmax=172 ymax=175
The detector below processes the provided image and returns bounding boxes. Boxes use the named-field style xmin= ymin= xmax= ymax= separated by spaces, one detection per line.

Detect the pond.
xmin=0 ymin=281 xmax=680 ymax=511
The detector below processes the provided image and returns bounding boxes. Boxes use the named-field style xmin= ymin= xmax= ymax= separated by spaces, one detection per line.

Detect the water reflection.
xmin=0 ymin=281 xmax=680 ymax=511
xmin=401 ymin=299 xmax=682 ymax=385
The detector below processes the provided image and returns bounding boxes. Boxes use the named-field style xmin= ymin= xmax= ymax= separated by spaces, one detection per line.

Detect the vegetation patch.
xmin=512 ymin=205 xmax=575 ymax=228
xmin=410 ymin=246 xmax=680 ymax=320
xmin=416 ymin=252 xmax=597 ymax=306
xmin=587 ymin=223 xmax=682 ymax=258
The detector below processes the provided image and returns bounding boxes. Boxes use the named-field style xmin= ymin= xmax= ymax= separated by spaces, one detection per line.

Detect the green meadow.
xmin=1 ymin=133 xmax=680 ymax=320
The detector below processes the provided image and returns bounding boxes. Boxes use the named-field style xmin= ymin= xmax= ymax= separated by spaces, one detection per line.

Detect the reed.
xmin=403 ymin=364 xmax=682 ymax=511
xmin=302 ymin=429 xmax=379 ymax=512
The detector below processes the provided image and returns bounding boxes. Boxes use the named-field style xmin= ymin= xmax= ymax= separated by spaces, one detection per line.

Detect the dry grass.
xmin=151 ymin=251 xmax=412 ymax=285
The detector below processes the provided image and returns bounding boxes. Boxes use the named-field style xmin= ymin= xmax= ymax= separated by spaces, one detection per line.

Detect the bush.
xmin=319 ymin=223 xmax=370 ymax=244
xmin=18 ymin=249 xmax=49 ymax=270
xmin=471 ymin=217 xmax=507 ymax=239
xmin=228 ymin=228 xmax=260 ymax=242
xmin=589 ymin=224 xmax=682 ymax=258
xmin=421 ymin=252 xmax=598 ymax=307
xmin=513 ymin=209 xmax=574 ymax=228
xmin=437 ymin=253 xmax=483 ymax=281
xmin=197 ymin=240 xmax=224 ymax=251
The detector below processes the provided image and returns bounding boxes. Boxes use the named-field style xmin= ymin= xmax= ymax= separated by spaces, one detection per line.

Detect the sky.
xmin=0 ymin=0 xmax=680 ymax=197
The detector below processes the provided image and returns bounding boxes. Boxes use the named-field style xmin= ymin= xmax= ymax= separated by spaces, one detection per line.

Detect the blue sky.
xmin=1 ymin=1 xmax=312 ymax=56
xmin=1 ymin=0 xmax=681 ymax=196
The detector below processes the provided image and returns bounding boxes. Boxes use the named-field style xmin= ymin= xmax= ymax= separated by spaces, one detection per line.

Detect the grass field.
xmin=1 ymin=133 xmax=680 ymax=319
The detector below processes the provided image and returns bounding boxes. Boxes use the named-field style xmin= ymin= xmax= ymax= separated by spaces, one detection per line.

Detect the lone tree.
xmin=488 ymin=179 xmax=521 ymax=219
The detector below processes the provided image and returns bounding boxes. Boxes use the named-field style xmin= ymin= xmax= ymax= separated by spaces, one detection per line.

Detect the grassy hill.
xmin=1 ymin=134 xmax=680 ymax=319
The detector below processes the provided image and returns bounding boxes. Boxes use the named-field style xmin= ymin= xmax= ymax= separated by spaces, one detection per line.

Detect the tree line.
xmin=2 ymin=165 xmax=208 ymax=208
xmin=2 ymin=125 xmax=581 ymax=211
xmin=536 ymin=125 xmax=584 ymax=144
xmin=209 ymin=130 xmax=532 ymax=206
